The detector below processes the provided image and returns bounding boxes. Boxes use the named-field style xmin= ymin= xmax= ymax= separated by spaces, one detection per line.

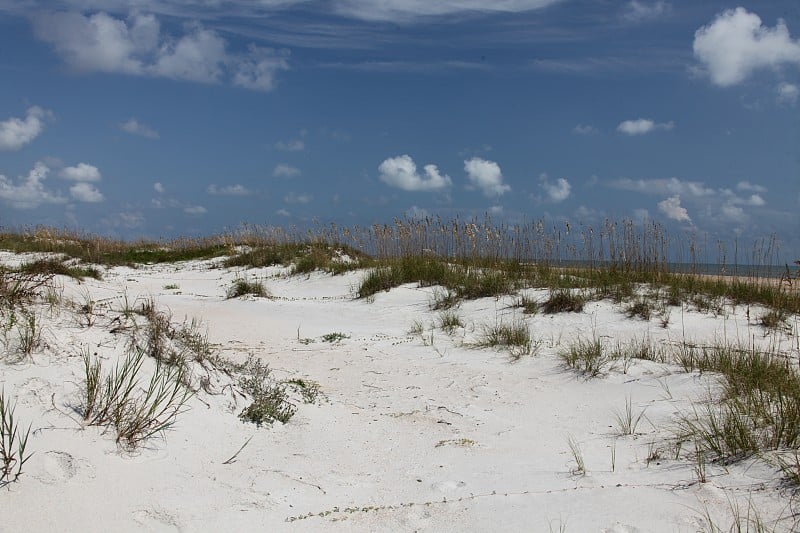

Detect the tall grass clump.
xmin=81 ymin=349 xmax=194 ymax=447
xmin=559 ymin=337 xmax=608 ymax=377
xmin=542 ymin=288 xmax=585 ymax=314
xmin=474 ymin=320 xmax=534 ymax=359
xmin=676 ymin=342 xmax=800 ymax=469
xmin=0 ymin=389 xmax=32 ymax=484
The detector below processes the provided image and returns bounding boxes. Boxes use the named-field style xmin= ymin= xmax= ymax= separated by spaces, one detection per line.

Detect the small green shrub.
xmin=542 ymin=288 xmax=584 ymax=314
xmin=322 ymin=332 xmax=349 ymax=343
xmin=625 ymin=298 xmax=652 ymax=320
xmin=227 ymin=278 xmax=268 ymax=299
xmin=238 ymin=356 xmax=296 ymax=426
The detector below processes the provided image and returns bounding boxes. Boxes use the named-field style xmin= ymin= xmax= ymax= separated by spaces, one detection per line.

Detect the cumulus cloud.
xmin=0 ymin=162 xmax=66 ymax=209
xmin=572 ymin=124 xmax=596 ymax=135
xmin=275 ymin=139 xmax=305 ymax=151
xmin=657 ymin=195 xmax=691 ymax=223
xmin=33 ymin=11 xmax=288 ymax=90
xmin=778 ymin=82 xmax=799 ymax=105
xmin=464 ymin=157 xmax=509 ymax=197
xmin=273 ymin=163 xmax=301 ymax=178
xmin=60 ymin=163 xmax=101 ymax=182
xmin=610 ymin=177 xmax=713 ymax=197
xmin=378 ymin=155 xmax=452 ymax=192
xmin=0 ymin=106 xmax=51 ymax=151
xmin=69 ymin=182 xmax=104 ymax=203
xmin=153 ymin=182 xmax=165 ymax=193
xmin=622 ymin=1 xmax=670 ymax=23
xmin=617 ymin=118 xmax=674 ymax=135
xmin=539 ymin=174 xmax=571 ymax=202
xmin=207 ymin=184 xmax=251 ymax=195
xmin=736 ymin=180 xmax=767 ymax=193
xmin=184 ymin=205 xmax=207 ymax=215
xmin=275 ymin=208 xmax=290 ymax=217
xmin=332 ymin=0 xmax=562 ymax=22
xmin=693 ymin=7 xmax=800 ymax=87
xmin=120 ymin=118 xmax=159 ymax=139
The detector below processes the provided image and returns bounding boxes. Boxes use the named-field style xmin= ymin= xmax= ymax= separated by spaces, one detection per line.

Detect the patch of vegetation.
xmin=321 ymin=332 xmax=349 ymax=343
xmin=19 ymin=258 xmax=102 ymax=281
xmin=81 ymin=349 xmax=194 ymax=448
xmin=437 ymin=310 xmax=464 ymax=334
xmin=625 ymin=298 xmax=653 ymax=320
xmin=759 ymin=309 xmax=789 ymax=331
xmin=237 ymin=356 xmax=296 ymax=426
xmin=226 ymin=278 xmax=268 ymax=299
xmin=559 ymin=337 xmax=608 ymax=377
xmin=285 ymin=378 xmax=322 ymax=404
xmin=542 ymin=288 xmax=585 ymax=314
xmin=474 ymin=320 xmax=534 ymax=359
xmin=0 ymin=388 xmax=32 ymax=485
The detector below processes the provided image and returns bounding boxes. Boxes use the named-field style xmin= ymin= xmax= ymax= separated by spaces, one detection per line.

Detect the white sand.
xmin=2 ymin=253 xmax=798 ymax=532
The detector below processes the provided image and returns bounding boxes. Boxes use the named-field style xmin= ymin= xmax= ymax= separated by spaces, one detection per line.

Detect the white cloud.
xmin=0 ymin=162 xmax=67 ymax=209
xmin=658 ymin=195 xmax=691 ymax=223
xmin=617 ymin=118 xmax=674 ymax=135
xmin=489 ymin=205 xmax=503 ymax=215
xmin=33 ymin=11 xmax=288 ymax=90
xmin=332 ymin=0 xmax=563 ymax=22
xmin=610 ymin=177 xmax=713 ymax=197
xmin=622 ymin=1 xmax=670 ymax=23
xmin=184 ymin=205 xmax=207 ymax=215
xmin=69 ymin=182 xmax=104 ymax=203
xmin=379 ymin=155 xmax=452 ymax=192
xmin=539 ymin=174 xmax=571 ymax=202
xmin=207 ymin=184 xmax=251 ymax=196
xmin=275 ymin=139 xmax=305 ymax=151
xmin=273 ymin=163 xmax=301 ymax=178
xmin=284 ymin=192 xmax=312 ymax=204
xmin=572 ymin=124 xmax=596 ymax=135
xmin=464 ymin=157 xmax=509 ymax=197
xmin=736 ymin=180 xmax=767 ymax=193
xmin=405 ymin=205 xmax=430 ymax=219
xmin=778 ymin=82 xmax=799 ymax=105
xmin=120 ymin=118 xmax=159 ymax=139
xmin=632 ymin=208 xmax=651 ymax=221
xmin=232 ymin=45 xmax=289 ymax=91
xmin=60 ymin=163 xmax=101 ymax=182
xmin=275 ymin=208 xmax=291 ymax=217
xmin=719 ymin=203 xmax=747 ymax=223
xmin=0 ymin=106 xmax=51 ymax=151
xmin=153 ymin=182 xmax=165 ymax=193
xmin=693 ymin=8 xmax=800 ymax=87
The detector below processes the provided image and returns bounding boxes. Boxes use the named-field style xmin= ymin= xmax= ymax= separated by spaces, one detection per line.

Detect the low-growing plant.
xmin=542 ymin=288 xmax=585 ymax=314
xmin=321 ymin=332 xmax=349 ymax=343
xmin=0 ymin=388 xmax=32 ymax=485
xmin=625 ymin=298 xmax=653 ymax=320
xmin=438 ymin=310 xmax=464 ymax=334
xmin=430 ymin=287 xmax=459 ymax=310
xmin=613 ymin=396 xmax=647 ymax=435
xmin=559 ymin=337 xmax=607 ymax=377
xmin=517 ymin=294 xmax=539 ymax=315
xmin=759 ymin=309 xmax=788 ymax=331
xmin=163 ymin=283 xmax=180 ymax=290
xmin=237 ymin=356 xmax=296 ymax=426
xmin=286 ymin=378 xmax=322 ymax=404
xmin=474 ymin=319 xmax=534 ymax=359
xmin=227 ymin=278 xmax=268 ymax=299
xmin=567 ymin=435 xmax=586 ymax=475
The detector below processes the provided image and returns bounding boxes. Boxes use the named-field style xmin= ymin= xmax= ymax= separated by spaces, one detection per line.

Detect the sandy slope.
xmin=2 ymin=254 xmax=798 ymax=532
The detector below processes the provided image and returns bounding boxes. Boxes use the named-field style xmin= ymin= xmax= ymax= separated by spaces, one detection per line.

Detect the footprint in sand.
xmin=35 ymin=451 xmax=94 ymax=484
xmin=131 ymin=507 xmax=183 ymax=532
xmin=430 ymin=480 xmax=467 ymax=493
xmin=17 ymin=377 xmax=54 ymax=408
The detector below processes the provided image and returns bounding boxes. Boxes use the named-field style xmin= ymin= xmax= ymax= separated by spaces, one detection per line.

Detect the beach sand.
xmin=2 ymin=252 xmax=797 ymax=531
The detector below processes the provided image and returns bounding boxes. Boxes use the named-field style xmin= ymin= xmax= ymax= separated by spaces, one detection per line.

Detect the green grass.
xmin=438 ymin=310 xmax=464 ymax=334
xmin=542 ymin=288 xmax=585 ymax=314
xmin=474 ymin=320 xmax=534 ymax=359
xmin=0 ymin=388 xmax=32 ymax=485
xmin=226 ymin=279 xmax=268 ymax=299
xmin=559 ymin=337 xmax=607 ymax=377
xmin=237 ymin=356 xmax=296 ymax=426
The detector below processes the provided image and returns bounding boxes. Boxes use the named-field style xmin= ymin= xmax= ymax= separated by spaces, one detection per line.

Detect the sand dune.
xmin=2 ymin=254 xmax=797 ymax=532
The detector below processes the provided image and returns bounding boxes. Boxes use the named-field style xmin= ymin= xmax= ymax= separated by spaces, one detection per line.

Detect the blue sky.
xmin=0 ymin=1 xmax=798 ymax=260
